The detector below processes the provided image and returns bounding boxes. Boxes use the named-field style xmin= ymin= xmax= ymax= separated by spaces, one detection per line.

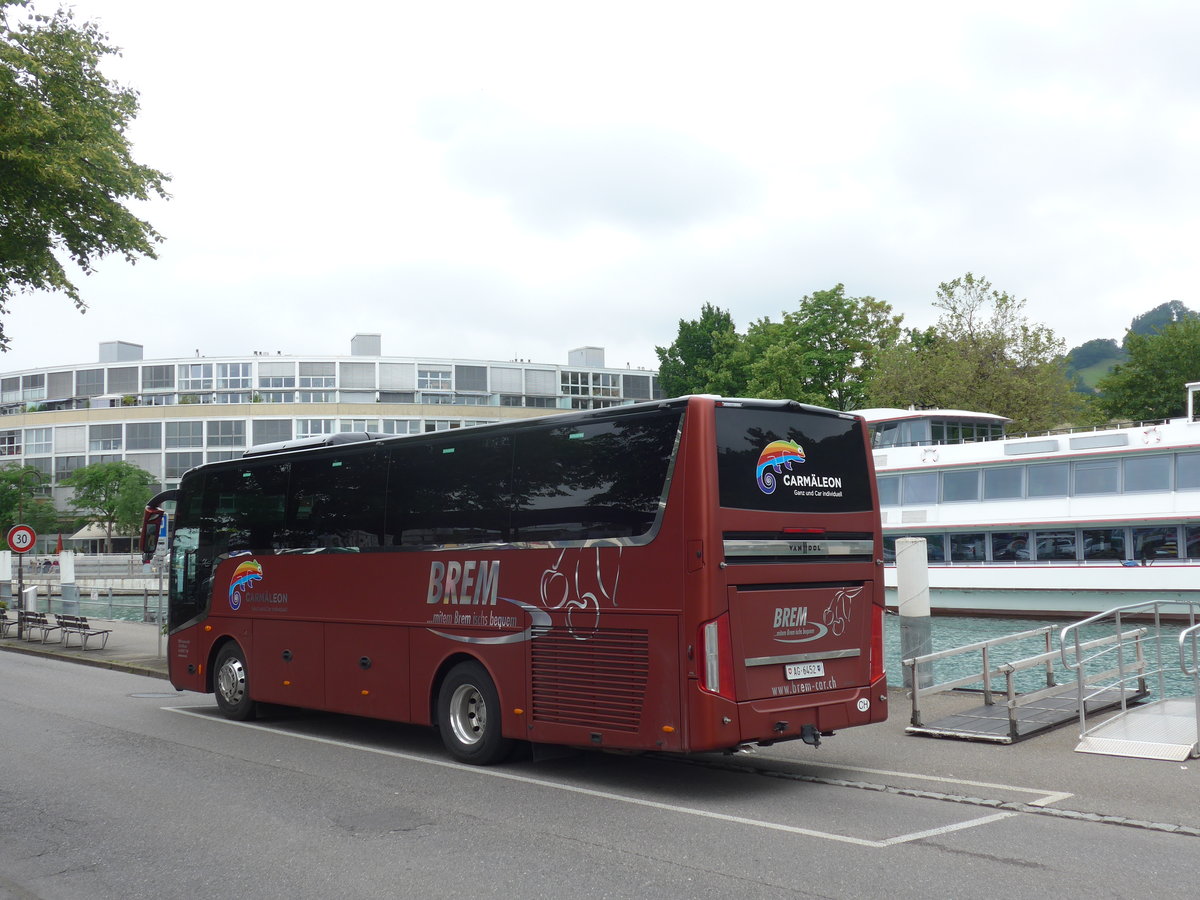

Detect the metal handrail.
xmin=905 ymin=628 xmax=1145 ymax=742
xmin=1061 ymin=599 xmax=1200 ymax=747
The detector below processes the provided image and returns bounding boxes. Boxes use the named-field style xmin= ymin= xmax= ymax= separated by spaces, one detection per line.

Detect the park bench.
xmin=20 ymin=611 xmax=61 ymax=643
xmin=55 ymin=614 xmax=113 ymax=651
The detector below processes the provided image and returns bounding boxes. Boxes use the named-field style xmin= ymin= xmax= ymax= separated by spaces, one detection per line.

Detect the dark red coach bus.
xmin=142 ymin=396 xmax=886 ymax=764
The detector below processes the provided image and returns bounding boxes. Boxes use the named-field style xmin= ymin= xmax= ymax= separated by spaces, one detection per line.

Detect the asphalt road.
xmin=1 ymin=650 xmax=1197 ymax=900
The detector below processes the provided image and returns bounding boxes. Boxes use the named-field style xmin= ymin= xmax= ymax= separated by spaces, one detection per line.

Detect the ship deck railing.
xmin=903 ymin=625 xmax=1149 ymax=744
xmin=1060 ymin=599 xmax=1200 ymax=760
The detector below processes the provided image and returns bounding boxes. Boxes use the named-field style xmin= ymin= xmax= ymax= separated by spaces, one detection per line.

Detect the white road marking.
xmin=796 ymin=758 xmax=1073 ymax=807
xmin=164 ymin=706 xmax=1019 ymax=847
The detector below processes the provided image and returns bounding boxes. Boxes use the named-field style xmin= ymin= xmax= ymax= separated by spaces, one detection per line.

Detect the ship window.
xmin=1186 ymin=526 xmax=1200 ymax=559
xmin=925 ymin=534 xmax=946 ymax=561
xmin=878 ymin=475 xmax=899 ymax=506
xmin=1133 ymin=526 xmax=1178 ymax=560
xmin=948 ymin=532 xmax=986 ymax=561
xmin=1082 ymin=528 xmax=1125 ymax=560
xmin=990 ymin=531 xmax=1030 ymax=561
xmin=1177 ymin=453 xmax=1200 ymax=491
xmin=889 ymin=534 xmax=945 ymax=562
xmin=1123 ymin=455 xmax=1170 ymax=493
xmin=941 ymin=469 xmax=979 ymax=502
xmin=983 ymin=466 xmax=1023 ymax=500
xmin=1072 ymin=459 xmax=1119 ymax=495
xmin=901 ymin=472 xmax=937 ymax=505
xmin=1035 ymin=530 xmax=1077 ymax=560
xmin=1027 ymin=462 xmax=1068 ymax=497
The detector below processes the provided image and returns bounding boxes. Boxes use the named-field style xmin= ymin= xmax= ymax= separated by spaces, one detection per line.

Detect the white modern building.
xmin=2 ymin=335 xmax=662 ymax=543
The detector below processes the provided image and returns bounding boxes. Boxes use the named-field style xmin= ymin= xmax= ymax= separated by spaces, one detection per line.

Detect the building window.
xmin=379 ymin=391 xmax=415 ymax=404
xmin=76 ymin=368 xmax=104 ymax=397
xmin=500 ymin=395 xmax=523 ymax=407
xmin=424 ymin=419 xmax=458 ymax=432
xmin=88 ymin=423 xmax=122 ymax=451
xmin=296 ymin=419 xmax=334 ymax=438
xmin=259 ymin=375 xmax=296 ymax=389
xmin=252 ymin=420 xmax=292 ymax=445
xmin=298 ymin=362 xmax=335 ymax=388
xmin=55 ymin=455 xmax=85 ymax=482
xmin=166 ymin=452 xmax=204 ymax=479
xmin=298 ymin=390 xmax=334 ymax=403
xmin=418 ymin=369 xmax=452 ymax=390
xmin=178 ymin=363 xmax=213 ymax=391
xmin=0 ymin=430 xmax=20 ymax=456
xmin=23 ymin=427 xmax=52 ymax=455
xmin=126 ymin=422 xmax=162 ymax=450
xmin=22 ymin=373 xmax=46 ymax=402
xmin=142 ymin=365 xmax=174 ymax=390
xmin=561 ymin=371 xmax=589 ymax=396
xmin=214 ymin=392 xmax=253 ymax=404
xmin=380 ymin=419 xmax=420 ymax=435
xmin=217 ymin=363 xmax=252 ymax=390
xmin=166 ymin=421 xmax=204 ymax=448
xmin=207 ymin=420 xmax=246 ymax=446
xmin=525 ymin=396 xmax=557 ymax=408
xmin=207 ymin=450 xmax=241 ymax=463
xmin=340 ymin=419 xmax=378 ymax=432
xmin=259 ymin=391 xmax=295 ymax=403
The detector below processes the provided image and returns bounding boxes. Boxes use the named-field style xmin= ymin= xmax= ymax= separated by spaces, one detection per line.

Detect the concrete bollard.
xmin=897 ymin=537 xmax=933 ymax=690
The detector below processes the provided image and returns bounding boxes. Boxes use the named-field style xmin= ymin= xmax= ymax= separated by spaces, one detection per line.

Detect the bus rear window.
xmin=716 ymin=406 xmax=873 ymax=512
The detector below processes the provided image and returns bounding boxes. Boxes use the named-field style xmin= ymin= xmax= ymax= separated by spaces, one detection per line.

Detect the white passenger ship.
xmin=857 ymin=383 xmax=1200 ymax=617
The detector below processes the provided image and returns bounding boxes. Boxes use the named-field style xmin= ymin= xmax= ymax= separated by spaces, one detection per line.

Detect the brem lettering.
xmin=773 ymin=606 xmax=809 ymax=628
xmin=426 ymin=560 xmax=500 ymax=605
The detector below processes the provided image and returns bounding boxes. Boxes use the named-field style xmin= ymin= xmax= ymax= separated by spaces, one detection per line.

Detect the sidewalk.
xmin=0 ymin=616 xmax=169 ymax=680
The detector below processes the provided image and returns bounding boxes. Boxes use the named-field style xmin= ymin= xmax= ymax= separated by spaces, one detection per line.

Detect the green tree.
xmin=63 ymin=460 xmax=154 ymax=553
xmin=0 ymin=463 xmax=56 ymax=538
xmin=1125 ymin=301 xmax=1197 ymax=349
xmin=866 ymin=273 xmax=1082 ymax=432
xmin=1095 ymin=318 xmax=1200 ymax=420
xmin=655 ymin=303 xmax=748 ymax=396
xmin=745 ymin=285 xmax=901 ymax=409
xmin=1 ymin=0 xmax=170 ymax=350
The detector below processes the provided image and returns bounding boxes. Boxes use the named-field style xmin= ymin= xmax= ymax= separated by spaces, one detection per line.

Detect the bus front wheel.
xmin=437 ymin=661 xmax=513 ymax=765
xmin=214 ymin=643 xmax=256 ymax=721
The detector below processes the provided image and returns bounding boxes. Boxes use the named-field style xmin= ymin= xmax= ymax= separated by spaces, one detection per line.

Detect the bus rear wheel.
xmin=214 ymin=643 xmax=256 ymax=721
xmin=437 ymin=661 xmax=513 ymax=765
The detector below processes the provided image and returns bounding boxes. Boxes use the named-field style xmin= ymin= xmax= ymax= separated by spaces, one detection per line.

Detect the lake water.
xmin=887 ymin=613 xmax=1199 ymax=699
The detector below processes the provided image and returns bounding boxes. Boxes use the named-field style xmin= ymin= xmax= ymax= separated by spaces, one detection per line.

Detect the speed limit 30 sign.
xmin=7 ymin=524 xmax=36 ymax=554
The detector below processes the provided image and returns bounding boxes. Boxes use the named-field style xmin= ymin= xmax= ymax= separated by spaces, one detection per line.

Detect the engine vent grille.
xmin=531 ymin=628 xmax=649 ymax=733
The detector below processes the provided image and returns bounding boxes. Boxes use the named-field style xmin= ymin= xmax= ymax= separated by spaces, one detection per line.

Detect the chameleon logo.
xmin=228 ymin=560 xmax=263 ymax=611
xmin=756 ymin=440 xmax=806 ymax=494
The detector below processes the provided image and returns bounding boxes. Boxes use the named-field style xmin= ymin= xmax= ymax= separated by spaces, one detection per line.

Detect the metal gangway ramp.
xmin=904 ymin=626 xmax=1149 ymax=745
xmin=1061 ymin=601 xmax=1200 ymax=761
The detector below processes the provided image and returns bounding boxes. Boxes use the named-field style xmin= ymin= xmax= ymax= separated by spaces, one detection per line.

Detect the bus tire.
xmin=214 ymin=642 xmax=256 ymax=721
xmin=437 ymin=661 xmax=513 ymax=765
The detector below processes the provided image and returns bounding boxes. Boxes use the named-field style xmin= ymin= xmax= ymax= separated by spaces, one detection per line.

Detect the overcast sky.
xmin=5 ymin=0 xmax=1198 ymax=374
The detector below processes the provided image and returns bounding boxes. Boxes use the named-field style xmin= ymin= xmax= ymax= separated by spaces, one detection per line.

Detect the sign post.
xmin=7 ymin=524 xmax=37 ymax=640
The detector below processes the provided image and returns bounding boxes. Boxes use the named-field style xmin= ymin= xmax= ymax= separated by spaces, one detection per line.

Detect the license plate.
xmin=785 ymin=661 xmax=825 ymax=680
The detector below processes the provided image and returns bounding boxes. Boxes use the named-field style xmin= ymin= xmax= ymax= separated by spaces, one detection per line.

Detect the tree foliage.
xmin=0 ymin=463 xmax=57 ymax=538
xmin=865 ymin=273 xmax=1082 ymax=432
xmin=654 ymin=303 xmax=745 ymax=397
xmin=63 ymin=460 xmax=154 ymax=552
xmin=1095 ymin=318 xmax=1200 ymax=420
xmin=655 ymin=288 xmax=901 ymax=408
xmin=1068 ymin=337 xmax=1123 ymax=370
xmin=0 ymin=0 xmax=169 ymax=350
xmin=1126 ymin=300 xmax=1197 ymax=348
xmin=744 ymin=285 xmax=901 ymax=409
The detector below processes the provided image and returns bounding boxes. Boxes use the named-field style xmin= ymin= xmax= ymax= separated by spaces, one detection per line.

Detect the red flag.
xmin=55 ymin=533 xmax=63 ymax=554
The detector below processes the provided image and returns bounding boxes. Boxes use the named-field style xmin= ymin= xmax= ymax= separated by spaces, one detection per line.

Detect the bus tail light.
xmin=870 ymin=603 xmax=885 ymax=684
xmin=699 ymin=613 xmax=735 ymax=701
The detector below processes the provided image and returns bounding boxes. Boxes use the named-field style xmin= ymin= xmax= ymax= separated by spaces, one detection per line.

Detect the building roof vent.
xmin=351 ymin=333 xmax=382 ymax=357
